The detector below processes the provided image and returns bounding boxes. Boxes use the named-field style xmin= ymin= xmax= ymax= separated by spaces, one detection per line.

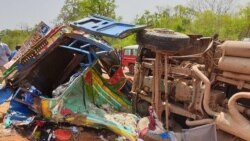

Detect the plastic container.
xmin=54 ymin=129 xmax=72 ymax=141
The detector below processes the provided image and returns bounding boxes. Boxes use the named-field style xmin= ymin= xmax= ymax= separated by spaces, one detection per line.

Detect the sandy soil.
xmin=0 ymin=101 xmax=9 ymax=120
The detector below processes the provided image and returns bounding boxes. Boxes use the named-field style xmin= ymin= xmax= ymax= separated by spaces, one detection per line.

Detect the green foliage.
xmin=190 ymin=8 xmax=249 ymax=40
xmin=189 ymin=11 xmax=218 ymax=36
xmin=135 ymin=5 xmax=195 ymax=33
xmin=56 ymin=0 xmax=79 ymax=23
xmin=57 ymin=0 xmax=117 ymax=23
xmin=0 ymin=30 xmax=31 ymax=50
xmin=238 ymin=3 xmax=250 ymax=37
xmin=3 ymin=1 xmax=249 ymax=50
xmin=135 ymin=3 xmax=250 ymax=40
xmin=104 ymin=35 xmax=136 ymax=49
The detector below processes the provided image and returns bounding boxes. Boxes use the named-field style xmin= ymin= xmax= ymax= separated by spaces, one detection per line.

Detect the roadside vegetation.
xmin=1 ymin=0 xmax=249 ymax=50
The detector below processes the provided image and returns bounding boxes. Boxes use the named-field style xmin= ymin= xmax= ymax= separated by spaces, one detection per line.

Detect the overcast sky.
xmin=0 ymin=0 xmax=249 ymax=30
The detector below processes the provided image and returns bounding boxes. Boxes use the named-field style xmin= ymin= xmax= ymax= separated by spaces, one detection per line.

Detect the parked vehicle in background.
xmin=242 ymin=37 xmax=250 ymax=42
xmin=121 ymin=45 xmax=138 ymax=74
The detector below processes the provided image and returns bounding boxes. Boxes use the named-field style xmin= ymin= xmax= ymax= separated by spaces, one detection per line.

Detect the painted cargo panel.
xmin=71 ymin=15 xmax=147 ymax=38
xmin=39 ymin=67 xmax=136 ymax=140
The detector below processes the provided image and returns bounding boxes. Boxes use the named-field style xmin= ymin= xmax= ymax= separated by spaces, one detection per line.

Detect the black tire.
xmin=136 ymin=28 xmax=190 ymax=53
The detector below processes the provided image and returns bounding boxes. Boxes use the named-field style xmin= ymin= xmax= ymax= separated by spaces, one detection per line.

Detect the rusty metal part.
xmin=142 ymin=76 xmax=153 ymax=92
xmin=216 ymin=92 xmax=250 ymax=141
xmin=169 ymin=66 xmax=192 ymax=76
xmin=131 ymin=63 xmax=140 ymax=92
xmin=168 ymin=104 xmax=196 ymax=119
xmin=188 ymin=79 xmax=197 ymax=111
xmin=153 ymin=53 xmax=162 ymax=117
xmin=194 ymin=80 xmax=204 ymax=116
xmin=164 ymin=56 xmax=169 ymax=130
xmin=222 ymin=71 xmax=250 ymax=81
xmin=139 ymin=66 xmax=147 ymax=91
xmin=135 ymin=38 xmax=250 ymax=140
xmin=220 ymin=40 xmax=250 ymax=58
xmin=142 ymin=62 xmax=153 ymax=69
xmin=216 ymin=76 xmax=250 ymax=89
xmin=139 ymin=91 xmax=152 ymax=103
xmin=228 ymin=92 xmax=250 ymax=124
xmin=236 ymin=105 xmax=250 ymax=117
xmin=191 ymin=65 xmax=219 ymax=116
xmin=185 ymin=119 xmax=214 ymax=127
xmin=209 ymin=90 xmax=226 ymax=111
xmin=174 ymin=81 xmax=193 ymax=102
xmin=218 ymin=56 xmax=250 ymax=75
xmin=169 ymin=40 xmax=214 ymax=58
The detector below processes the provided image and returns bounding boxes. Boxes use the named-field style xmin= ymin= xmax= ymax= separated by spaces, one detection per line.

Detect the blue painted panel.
xmin=0 ymin=88 xmax=13 ymax=104
xmin=71 ymin=15 xmax=148 ymax=38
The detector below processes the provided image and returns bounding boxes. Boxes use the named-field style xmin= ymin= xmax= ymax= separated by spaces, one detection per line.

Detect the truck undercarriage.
xmin=133 ymin=29 xmax=250 ymax=141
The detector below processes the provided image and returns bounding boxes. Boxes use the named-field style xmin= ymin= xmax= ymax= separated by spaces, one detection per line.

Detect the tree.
xmin=0 ymin=30 xmax=31 ymax=50
xmin=238 ymin=3 xmax=250 ymax=37
xmin=189 ymin=11 xmax=244 ymax=39
xmin=173 ymin=5 xmax=196 ymax=19
xmin=188 ymin=0 xmax=235 ymax=14
xmin=188 ymin=2 xmax=250 ymax=40
xmin=57 ymin=0 xmax=79 ymax=23
xmin=172 ymin=5 xmax=196 ymax=32
xmin=57 ymin=0 xmax=117 ymax=23
xmin=134 ymin=5 xmax=195 ymax=32
xmin=135 ymin=7 xmax=171 ymax=26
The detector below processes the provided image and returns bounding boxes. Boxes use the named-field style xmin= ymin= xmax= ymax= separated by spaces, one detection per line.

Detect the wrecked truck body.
xmin=133 ymin=29 xmax=250 ymax=140
xmin=0 ymin=15 xmax=148 ymax=140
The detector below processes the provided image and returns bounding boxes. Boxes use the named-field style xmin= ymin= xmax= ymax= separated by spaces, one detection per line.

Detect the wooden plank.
xmin=154 ymin=53 xmax=161 ymax=118
xmin=164 ymin=56 xmax=169 ymax=130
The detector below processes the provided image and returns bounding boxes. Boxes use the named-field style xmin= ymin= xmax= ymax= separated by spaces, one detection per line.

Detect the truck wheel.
xmin=128 ymin=64 xmax=134 ymax=75
xmin=136 ymin=28 xmax=190 ymax=53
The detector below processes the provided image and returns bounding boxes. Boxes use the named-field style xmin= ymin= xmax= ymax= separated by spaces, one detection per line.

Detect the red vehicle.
xmin=121 ymin=45 xmax=138 ymax=74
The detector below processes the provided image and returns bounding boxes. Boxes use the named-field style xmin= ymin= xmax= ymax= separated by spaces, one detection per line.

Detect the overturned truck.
xmin=133 ymin=29 xmax=250 ymax=140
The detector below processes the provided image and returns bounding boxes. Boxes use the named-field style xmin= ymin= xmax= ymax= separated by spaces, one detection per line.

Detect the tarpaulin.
xmin=182 ymin=124 xmax=217 ymax=141
xmin=0 ymin=88 xmax=12 ymax=104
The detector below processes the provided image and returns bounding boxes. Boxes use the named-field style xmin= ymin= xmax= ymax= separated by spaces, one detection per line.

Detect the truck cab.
xmin=121 ymin=45 xmax=138 ymax=74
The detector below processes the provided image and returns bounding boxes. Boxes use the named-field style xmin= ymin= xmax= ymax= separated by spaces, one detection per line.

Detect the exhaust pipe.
xmin=192 ymin=65 xmax=250 ymax=140
xmin=186 ymin=119 xmax=214 ymax=127
xmin=191 ymin=65 xmax=219 ymax=117
xmin=216 ymin=92 xmax=250 ymax=141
